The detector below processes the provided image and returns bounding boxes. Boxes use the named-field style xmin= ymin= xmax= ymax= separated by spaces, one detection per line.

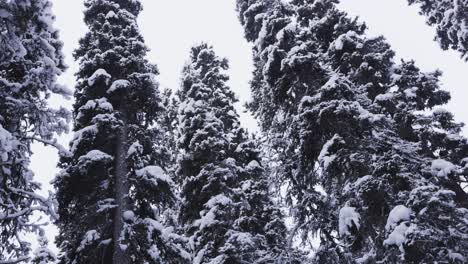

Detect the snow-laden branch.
xmin=25 ymin=136 xmax=71 ymax=158
xmin=0 ymin=256 xmax=30 ymax=264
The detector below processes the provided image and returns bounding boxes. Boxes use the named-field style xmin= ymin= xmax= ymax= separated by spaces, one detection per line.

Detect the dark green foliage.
xmin=237 ymin=0 xmax=468 ymax=262
xmin=176 ymin=43 xmax=300 ymax=264
xmin=0 ymin=0 xmax=69 ymax=261
xmin=54 ymin=0 xmax=188 ymax=262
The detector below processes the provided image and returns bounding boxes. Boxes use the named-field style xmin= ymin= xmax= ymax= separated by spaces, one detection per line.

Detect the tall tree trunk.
xmin=113 ymin=107 xmax=130 ymax=264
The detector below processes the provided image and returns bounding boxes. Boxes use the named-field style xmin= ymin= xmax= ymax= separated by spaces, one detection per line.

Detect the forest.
xmin=0 ymin=0 xmax=467 ymax=263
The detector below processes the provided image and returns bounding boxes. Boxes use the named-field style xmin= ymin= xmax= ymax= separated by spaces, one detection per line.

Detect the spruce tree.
xmin=386 ymin=61 xmax=468 ymax=208
xmin=407 ymin=0 xmax=468 ymax=61
xmin=157 ymin=88 xmax=180 ymax=182
xmin=237 ymin=0 xmax=468 ymax=262
xmin=32 ymin=229 xmax=57 ymax=264
xmin=54 ymin=0 xmax=188 ymax=263
xmin=0 ymin=0 xmax=69 ymax=261
xmin=176 ymin=43 xmax=297 ymax=264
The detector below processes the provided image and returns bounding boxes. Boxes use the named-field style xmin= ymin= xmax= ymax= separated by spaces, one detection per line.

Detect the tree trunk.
xmin=113 ymin=107 xmax=131 ymax=264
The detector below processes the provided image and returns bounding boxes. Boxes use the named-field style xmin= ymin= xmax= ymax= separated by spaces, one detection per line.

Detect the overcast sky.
xmin=29 ymin=0 xmax=468 ymax=253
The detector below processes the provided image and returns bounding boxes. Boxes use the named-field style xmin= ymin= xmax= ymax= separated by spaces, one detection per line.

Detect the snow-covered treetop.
xmin=73 ymin=0 xmax=159 ymax=131
xmin=177 ymin=43 xmax=242 ymax=163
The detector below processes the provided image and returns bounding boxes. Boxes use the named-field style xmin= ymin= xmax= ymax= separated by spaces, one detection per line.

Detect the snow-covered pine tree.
xmin=0 ymin=0 xmax=69 ymax=262
xmin=237 ymin=0 xmax=468 ymax=262
xmin=54 ymin=0 xmax=189 ymax=263
xmin=156 ymin=88 xmax=180 ymax=183
xmin=32 ymin=229 xmax=57 ymax=264
xmin=176 ymin=43 xmax=298 ymax=264
xmin=407 ymin=0 xmax=468 ymax=61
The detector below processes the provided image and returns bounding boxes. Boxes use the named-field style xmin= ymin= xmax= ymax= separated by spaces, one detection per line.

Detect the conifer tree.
xmin=32 ymin=229 xmax=57 ymax=264
xmin=176 ymin=43 xmax=298 ymax=264
xmin=237 ymin=0 xmax=468 ymax=262
xmin=54 ymin=0 xmax=188 ymax=263
xmin=0 ymin=0 xmax=69 ymax=261
xmin=407 ymin=0 xmax=468 ymax=61
xmin=157 ymin=88 xmax=180 ymax=181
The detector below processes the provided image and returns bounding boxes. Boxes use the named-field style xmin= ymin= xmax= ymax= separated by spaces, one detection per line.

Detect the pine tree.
xmin=237 ymin=0 xmax=468 ymax=262
xmin=54 ymin=0 xmax=189 ymax=263
xmin=407 ymin=0 xmax=468 ymax=61
xmin=32 ymin=229 xmax=57 ymax=264
xmin=0 ymin=0 xmax=69 ymax=262
xmin=176 ymin=43 xmax=297 ymax=264
xmin=157 ymin=88 xmax=180 ymax=182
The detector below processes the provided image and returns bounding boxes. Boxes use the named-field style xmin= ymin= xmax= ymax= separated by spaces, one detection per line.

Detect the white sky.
xmin=28 ymin=0 xmax=468 ymax=256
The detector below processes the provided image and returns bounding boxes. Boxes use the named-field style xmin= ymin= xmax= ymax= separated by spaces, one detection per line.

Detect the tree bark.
xmin=113 ymin=107 xmax=130 ymax=264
